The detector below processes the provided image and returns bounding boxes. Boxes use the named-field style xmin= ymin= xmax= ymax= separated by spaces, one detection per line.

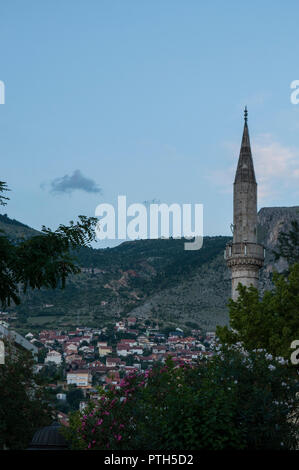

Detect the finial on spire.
xmin=244 ymin=106 xmax=248 ymax=123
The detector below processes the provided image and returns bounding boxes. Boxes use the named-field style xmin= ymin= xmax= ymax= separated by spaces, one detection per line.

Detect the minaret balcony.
xmin=225 ymin=242 xmax=265 ymax=267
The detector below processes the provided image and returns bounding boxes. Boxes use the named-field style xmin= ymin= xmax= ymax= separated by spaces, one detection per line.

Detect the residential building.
xmin=45 ymin=350 xmax=62 ymax=365
xmin=67 ymin=370 xmax=92 ymax=388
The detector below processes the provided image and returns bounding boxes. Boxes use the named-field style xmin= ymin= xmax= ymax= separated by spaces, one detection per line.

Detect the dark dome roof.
xmin=28 ymin=422 xmax=69 ymax=450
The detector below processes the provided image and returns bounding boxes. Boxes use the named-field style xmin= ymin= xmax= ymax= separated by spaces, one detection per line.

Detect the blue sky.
xmin=0 ymin=0 xmax=299 ymax=246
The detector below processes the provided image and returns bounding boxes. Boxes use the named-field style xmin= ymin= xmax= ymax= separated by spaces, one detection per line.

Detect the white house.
xmin=25 ymin=332 xmax=34 ymax=340
xmin=116 ymin=345 xmax=131 ymax=357
xmin=130 ymin=346 xmax=143 ymax=355
xmin=106 ymin=357 xmax=122 ymax=368
xmin=115 ymin=321 xmax=126 ymax=332
xmin=56 ymin=393 xmax=66 ymax=401
xmin=45 ymin=350 xmax=62 ymax=365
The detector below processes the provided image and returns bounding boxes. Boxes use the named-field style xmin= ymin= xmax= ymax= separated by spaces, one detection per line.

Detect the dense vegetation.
xmin=0 ymin=341 xmax=54 ymax=449
xmin=65 ymin=350 xmax=298 ymax=450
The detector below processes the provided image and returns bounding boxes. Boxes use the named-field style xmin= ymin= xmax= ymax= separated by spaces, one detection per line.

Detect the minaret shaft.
xmin=233 ymin=180 xmax=257 ymax=244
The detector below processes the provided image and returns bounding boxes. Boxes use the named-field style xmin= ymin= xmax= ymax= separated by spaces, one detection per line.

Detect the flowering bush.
xmin=64 ymin=347 xmax=298 ymax=450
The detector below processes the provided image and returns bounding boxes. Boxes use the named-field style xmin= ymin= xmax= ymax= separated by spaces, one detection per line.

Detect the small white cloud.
xmin=49 ymin=169 xmax=102 ymax=195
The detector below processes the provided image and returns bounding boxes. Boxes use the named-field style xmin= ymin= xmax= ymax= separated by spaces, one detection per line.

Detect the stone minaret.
xmin=225 ymin=108 xmax=264 ymax=300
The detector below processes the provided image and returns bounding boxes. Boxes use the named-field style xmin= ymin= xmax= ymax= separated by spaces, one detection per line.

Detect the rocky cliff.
xmin=258 ymin=206 xmax=299 ymax=293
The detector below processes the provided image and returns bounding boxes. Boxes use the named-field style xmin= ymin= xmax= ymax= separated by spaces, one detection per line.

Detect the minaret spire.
xmin=225 ymin=109 xmax=264 ymax=300
xmin=234 ymin=106 xmax=256 ymax=185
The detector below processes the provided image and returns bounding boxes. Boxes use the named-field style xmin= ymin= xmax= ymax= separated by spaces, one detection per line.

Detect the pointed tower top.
xmin=234 ymin=107 xmax=256 ymax=184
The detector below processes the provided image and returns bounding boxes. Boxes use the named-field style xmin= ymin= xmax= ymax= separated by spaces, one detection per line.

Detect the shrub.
xmin=64 ymin=346 xmax=298 ymax=450
xmin=217 ymin=263 xmax=299 ymax=359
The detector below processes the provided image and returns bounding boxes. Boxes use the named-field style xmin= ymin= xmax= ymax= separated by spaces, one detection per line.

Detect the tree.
xmin=0 ymin=181 xmax=98 ymax=448
xmin=0 ymin=181 xmax=98 ymax=307
xmin=37 ymin=347 xmax=47 ymax=363
xmin=38 ymin=362 xmax=64 ymax=383
xmin=0 ymin=340 xmax=54 ymax=449
xmin=0 ymin=181 xmax=10 ymax=206
xmin=66 ymin=387 xmax=84 ymax=411
xmin=217 ymin=264 xmax=299 ymax=359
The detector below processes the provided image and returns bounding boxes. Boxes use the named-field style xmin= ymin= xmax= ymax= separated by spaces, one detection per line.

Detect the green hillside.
xmin=3 ymin=206 xmax=297 ymax=333
xmin=10 ymin=235 xmax=231 ymax=332
xmin=0 ymin=214 xmax=39 ymax=241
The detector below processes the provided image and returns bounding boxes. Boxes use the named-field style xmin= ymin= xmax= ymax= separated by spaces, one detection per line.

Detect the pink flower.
xmin=97 ymin=418 xmax=103 ymax=426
